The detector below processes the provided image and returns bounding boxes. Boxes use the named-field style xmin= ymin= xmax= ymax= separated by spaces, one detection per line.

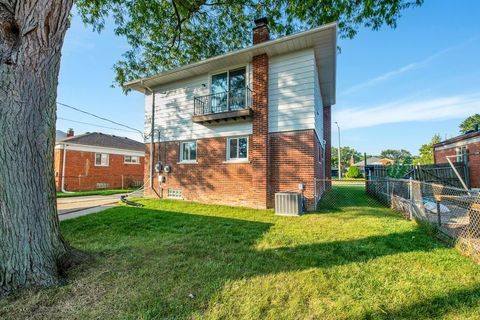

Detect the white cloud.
xmin=333 ymin=93 xmax=480 ymax=130
xmin=341 ymin=38 xmax=478 ymax=96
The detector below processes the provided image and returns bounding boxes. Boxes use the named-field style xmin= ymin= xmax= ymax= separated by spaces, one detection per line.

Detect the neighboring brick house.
xmin=54 ymin=131 xmax=145 ymax=192
xmin=433 ymin=128 xmax=480 ymax=189
xmin=125 ymin=19 xmax=337 ymax=209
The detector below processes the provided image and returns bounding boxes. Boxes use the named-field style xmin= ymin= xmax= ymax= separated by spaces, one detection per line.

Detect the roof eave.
xmin=125 ymin=22 xmax=337 ymax=105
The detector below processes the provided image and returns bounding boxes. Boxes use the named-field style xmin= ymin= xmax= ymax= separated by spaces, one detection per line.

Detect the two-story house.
xmin=125 ymin=18 xmax=337 ymax=209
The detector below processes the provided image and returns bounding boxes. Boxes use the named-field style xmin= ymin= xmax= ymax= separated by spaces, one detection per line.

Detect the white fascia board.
xmin=434 ymin=136 xmax=480 ymax=151
xmin=55 ymin=143 xmax=145 ymax=157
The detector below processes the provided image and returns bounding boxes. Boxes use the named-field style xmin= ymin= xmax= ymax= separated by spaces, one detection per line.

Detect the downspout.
xmin=60 ymin=144 xmax=72 ymax=193
xmin=141 ymin=80 xmax=155 ymax=190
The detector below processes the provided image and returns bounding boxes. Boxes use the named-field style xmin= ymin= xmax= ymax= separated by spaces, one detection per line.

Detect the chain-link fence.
xmin=57 ymin=174 xmax=144 ymax=192
xmin=315 ymin=178 xmax=480 ymax=261
xmin=367 ymin=178 xmax=480 ymax=260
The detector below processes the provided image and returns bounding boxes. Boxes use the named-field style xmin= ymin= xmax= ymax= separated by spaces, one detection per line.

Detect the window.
xmin=211 ymin=67 xmax=246 ymax=112
xmin=168 ymin=189 xmax=183 ymax=199
xmin=456 ymin=146 xmax=467 ymax=162
xmin=180 ymin=141 xmax=197 ymax=162
xmin=95 ymin=153 xmax=109 ymax=166
xmin=124 ymin=155 xmax=140 ymax=164
xmin=227 ymin=137 xmax=248 ymax=161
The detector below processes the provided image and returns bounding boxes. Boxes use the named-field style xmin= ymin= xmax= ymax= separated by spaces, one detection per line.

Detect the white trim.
xmin=208 ymin=64 xmax=250 ymax=93
xmin=95 ymin=153 xmax=109 ymax=167
xmin=180 ymin=140 xmax=197 ymax=162
xmin=55 ymin=143 xmax=144 ymax=157
xmin=223 ymin=160 xmax=250 ymax=164
xmin=124 ymin=155 xmax=141 ymax=164
xmin=177 ymin=161 xmax=198 ymax=165
xmin=226 ymin=136 xmax=249 ymax=161
xmin=434 ymin=135 xmax=480 ymax=151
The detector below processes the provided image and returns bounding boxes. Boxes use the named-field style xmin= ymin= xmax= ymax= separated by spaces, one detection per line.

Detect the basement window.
xmin=167 ymin=189 xmax=183 ymax=199
xmin=124 ymin=155 xmax=140 ymax=164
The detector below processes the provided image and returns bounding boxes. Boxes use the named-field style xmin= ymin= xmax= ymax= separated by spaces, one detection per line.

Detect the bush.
xmin=346 ymin=166 xmax=362 ymax=178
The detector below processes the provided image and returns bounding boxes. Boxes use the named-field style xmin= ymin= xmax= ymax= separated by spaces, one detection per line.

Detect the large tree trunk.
xmin=0 ymin=0 xmax=74 ymax=294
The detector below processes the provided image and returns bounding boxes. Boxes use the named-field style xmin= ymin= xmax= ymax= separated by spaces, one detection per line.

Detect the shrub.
xmin=346 ymin=166 xmax=362 ymax=178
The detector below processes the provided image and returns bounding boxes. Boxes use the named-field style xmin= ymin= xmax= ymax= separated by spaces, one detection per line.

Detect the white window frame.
xmin=124 ymin=155 xmax=140 ymax=164
xmin=209 ymin=64 xmax=250 ymax=93
xmin=456 ymin=146 xmax=466 ymax=163
xmin=95 ymin=153 xmax=109 ymax=167
xmin=226 ymin=136 xmax=249 ymax=162
xmin=179 ymin=141 xmax=197 ymax=163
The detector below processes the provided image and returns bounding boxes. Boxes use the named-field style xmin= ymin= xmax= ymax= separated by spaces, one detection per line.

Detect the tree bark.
xmin=0 ymin=0 xmax=74 ymax=294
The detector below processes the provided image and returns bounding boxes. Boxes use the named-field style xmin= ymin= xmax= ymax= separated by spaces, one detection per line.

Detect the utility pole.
xmin=334 ymin=121 xmax=341 ymax=179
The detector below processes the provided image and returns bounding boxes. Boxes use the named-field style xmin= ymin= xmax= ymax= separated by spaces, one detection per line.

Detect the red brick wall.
xmin=269 ymin=130 xmax=323 ymax=209
xmin=144 ymin=129 xmax=323 ymax=210
xmin=54 ymin=149 xmax=144 ymax=191
xmin=251 ymin=52 xmax=270 ymax=208
xmin=144 ymin=136 xmax=261 ymax=208
xmin=434 ymin=142 xmax=480 ymax=188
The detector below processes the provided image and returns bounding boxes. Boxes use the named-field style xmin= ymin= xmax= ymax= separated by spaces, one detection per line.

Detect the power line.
xmin=57 ymin=117 xmax=140 ymax=134
xmin=57 ymin=101 xmax=144 ymax=136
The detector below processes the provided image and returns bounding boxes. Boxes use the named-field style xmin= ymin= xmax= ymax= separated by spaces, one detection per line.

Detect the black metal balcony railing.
xmin=194 ymin=87 xmax=253 ymax=116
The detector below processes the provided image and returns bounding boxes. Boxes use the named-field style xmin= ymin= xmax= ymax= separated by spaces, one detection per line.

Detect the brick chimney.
xmin=253 ymin=17 xmax=269 ymax=45
xmin=251 ymin=17 xmax=270 ymax=208
xmin=66 ymin=128 xmax=74 ymax=137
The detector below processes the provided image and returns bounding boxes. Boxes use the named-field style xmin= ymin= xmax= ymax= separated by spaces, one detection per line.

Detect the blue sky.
xmin=57 ymin=0 xmax=480 ymax=155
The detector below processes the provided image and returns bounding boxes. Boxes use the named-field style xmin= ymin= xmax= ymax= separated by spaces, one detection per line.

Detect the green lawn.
xmin=3 ymin=186 xmax=480 ymax=319
xmin=56 ymin=188 xmax=136 ymax=198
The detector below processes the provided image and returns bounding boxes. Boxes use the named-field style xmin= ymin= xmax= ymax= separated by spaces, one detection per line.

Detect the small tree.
xmin=346 ymin=166 xmax=362 ymax=179
xmin=415 ymin=134 xmax=441 ymax=165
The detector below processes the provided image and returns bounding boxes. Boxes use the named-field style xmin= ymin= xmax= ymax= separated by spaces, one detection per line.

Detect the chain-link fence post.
xmin=409 ymin=177 xmax=413 ymax=220
xmin=436 ymin=200 xmax=442 ymax=227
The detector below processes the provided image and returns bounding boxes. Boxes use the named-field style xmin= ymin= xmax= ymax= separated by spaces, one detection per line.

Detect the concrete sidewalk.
xmin=58 ymin=194 xmax=122 ymax=221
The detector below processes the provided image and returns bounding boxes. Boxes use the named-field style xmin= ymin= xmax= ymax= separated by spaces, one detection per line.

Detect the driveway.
xmin=58 ymin=194 xmax=121 ymax=220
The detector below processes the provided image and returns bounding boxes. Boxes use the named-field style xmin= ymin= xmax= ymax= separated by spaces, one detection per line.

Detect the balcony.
xmin=192 ymin=87 xmax=253 ymax=124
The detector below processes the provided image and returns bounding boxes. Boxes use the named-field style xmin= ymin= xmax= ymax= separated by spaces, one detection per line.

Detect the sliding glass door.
xmin=210 ymin=67 xmax=246 ymax=113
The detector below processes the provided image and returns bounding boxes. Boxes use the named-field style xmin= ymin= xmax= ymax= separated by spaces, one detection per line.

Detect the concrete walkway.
xmin=58 ymin=194 xmax=121 ymax=221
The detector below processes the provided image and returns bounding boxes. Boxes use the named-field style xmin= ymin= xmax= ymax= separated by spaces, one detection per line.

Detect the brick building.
xmin=54 ymin=131 xmax=145 ymax=192
xmin=433 ymin=128 xmax=480 ymax=189
xmin=125 ymin=19 xmax=337 ymax=209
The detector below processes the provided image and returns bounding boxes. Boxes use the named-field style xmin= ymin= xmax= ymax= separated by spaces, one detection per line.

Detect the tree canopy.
xmin=459 ymin=114 xmax=480 ymax=134
xmin=74 ymin=0 xmax=424 ymax=88
xmin=380 ymin=149 xmax=413 ymax=164
xmin=332 ymin=146 xmax=362 ymax=172
xmin=414 ymin=134 xmax=441 ymax=165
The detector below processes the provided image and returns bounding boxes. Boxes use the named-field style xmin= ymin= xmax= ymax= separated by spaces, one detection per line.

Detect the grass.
xmin=56 ymin=188 xmax=136 ymax=198
xmin=3 ymin=186 xmax=480 ymax=319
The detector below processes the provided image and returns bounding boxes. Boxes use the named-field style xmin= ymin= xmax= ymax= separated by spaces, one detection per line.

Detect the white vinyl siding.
xmin=268 ymin=49 xmax=317 ymax=134
xmin=144 ymin=49 xmax=322 ymax=142
xmin=145 ymin=73 xmax=252 ymax=143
